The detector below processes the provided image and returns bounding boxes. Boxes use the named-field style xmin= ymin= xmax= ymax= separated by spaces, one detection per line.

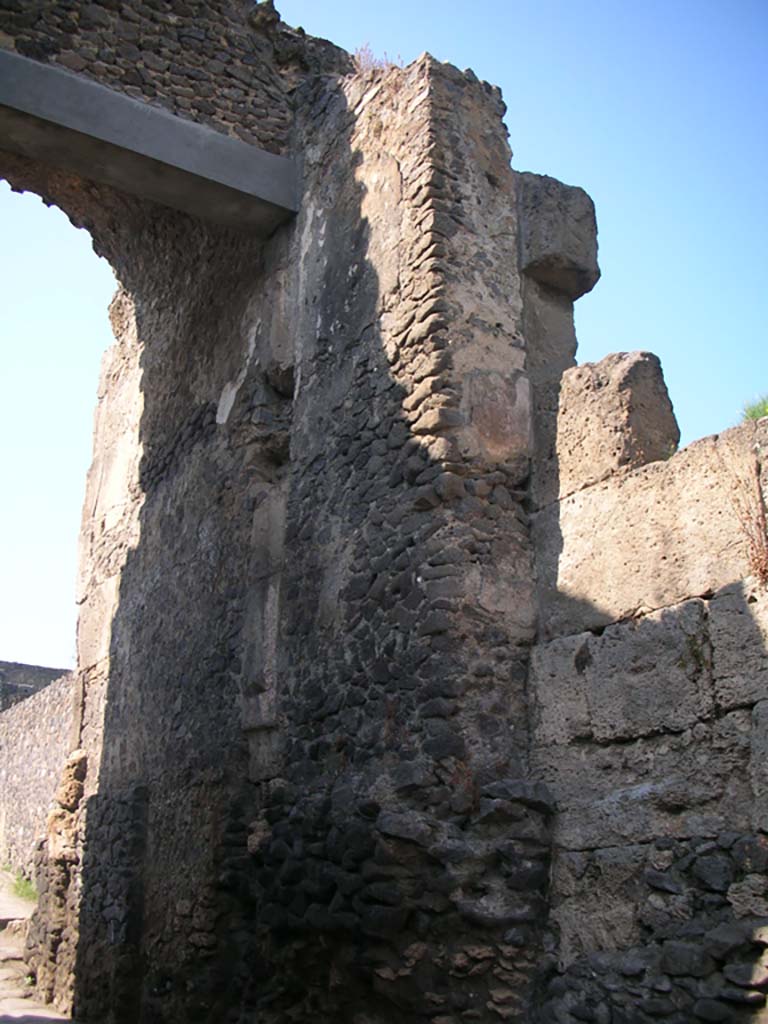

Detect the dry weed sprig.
xmin=353 ymin=44 xmax=403 ymax=74
xmin=728 ymin=445 xmax=768 ymax=588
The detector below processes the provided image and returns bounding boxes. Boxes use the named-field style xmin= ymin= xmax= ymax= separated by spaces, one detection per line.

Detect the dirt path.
xmin=0 ymin=871 xmax=69 ymax=1022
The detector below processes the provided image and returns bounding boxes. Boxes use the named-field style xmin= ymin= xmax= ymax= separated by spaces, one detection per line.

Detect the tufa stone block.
xmin=516 ymin=171 xmax=600 ymax=299
xmin=554 ymin=351 xmax=680 ymax=499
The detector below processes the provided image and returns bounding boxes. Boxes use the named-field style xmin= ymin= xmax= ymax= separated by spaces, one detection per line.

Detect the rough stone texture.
xmin=0 ymin=0 xmax=350 ymax=156
xmin=0 ymin=24 xmax=557 ymax=1020
xmin=0 ymin=660 xmax=67 ymax=710
xmin=517 ymin=174 xmax=597 ymax=514
xmin=532 ymin=610 xmax=768 ymax=1021
xmin=531 ymin=599 xmax=713 ymax=747
xmin=240 ymin=55 xmax=552 ymax=1023
xmin=540 ymin=350 xmax=681 ymax=504
xmin=711 ymin=581 xmax=768 ymax=713
xmin=0 ymin=4 xmax=766 ymax=1024
xmin=529 ymin=580 xmax=767 ymax=848
xmin=517 ymin=171 xmax=600 ymax=300
xmin=0 ymin=673 xmax=74 ymax=876
xmin=533 ymin=418 xmax=768 ymax=639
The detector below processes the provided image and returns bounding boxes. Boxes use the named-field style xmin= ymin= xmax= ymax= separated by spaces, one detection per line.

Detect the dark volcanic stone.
xmin=481 ymin=778 xmax=555 ymax=814
xmin=423 ymin=728 xmax=466 ymax=760
xmin=391 ymin=763 xmax=435 ymax=793
xmin=502 ymin=859 xmax=548 ymax=891
xmin=645 ymin=868 xmax=684 ymax=894
xmin=359 ymin=904 xmax=409 ymax=937
xmin=616 ymin=953 xmax=647 ymax=977
xmin=692 ymin=853 xmax=735 ymax=892
xmin=363 ymin=881 xmax=402 ymax=906
xmin=357 ymin=800 xmax=381 ymax=820
xmin=661 ymin=941 xmax=716 ymax=977
xmin=722 ymin=962 xmax=768 ymax=988
xmin=732 ymin=836 xmax=768 ymax=873
xmin=704 ymin=921 xmax=751 ymax=960
xmin=692 ymin=999 xmax=733 ymax=1021
xmin=638 ymin=997 xmax=676 ymax=1015
xmin=376 ymin=811 xmax=432 ymax=846
xmin=717 ymin=985 xmax=766 ymax=1005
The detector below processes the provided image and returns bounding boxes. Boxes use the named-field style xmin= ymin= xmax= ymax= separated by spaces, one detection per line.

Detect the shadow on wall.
xmin=528 ymin=350 xmax=768 ymax=1020
xmin=3 ymin=53 xmax=553 ymax=1023
xmin=0 ymin=142 xmax=274 ymax=1019
xmin=233 ymin=59 xmax=552 ymax=1023
xmin=1 ymin=48 xmax=766 ymax=1024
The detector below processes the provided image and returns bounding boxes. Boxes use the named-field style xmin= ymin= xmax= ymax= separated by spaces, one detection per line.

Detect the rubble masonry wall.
xmin=0 ymin=4 xmax=766 ymax=1022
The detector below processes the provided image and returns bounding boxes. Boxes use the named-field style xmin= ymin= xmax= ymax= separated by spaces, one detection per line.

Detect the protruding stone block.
xmin=516 ymin=171 xmax=600 ymax=299
xmin=554 ymin=351 xmax=680 ymax=499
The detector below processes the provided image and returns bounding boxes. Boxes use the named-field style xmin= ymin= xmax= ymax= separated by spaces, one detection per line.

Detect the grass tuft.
xmin=5 ymin=868 xmax=36 ymax=901
xmin=743 ymin=394 xmax=768 ymax=421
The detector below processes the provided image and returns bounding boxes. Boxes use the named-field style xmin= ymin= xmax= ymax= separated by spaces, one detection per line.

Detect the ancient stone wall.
xmin=0 ymin=0 xmax=327 ymax=153
xmin=529 ymin=365 xmax=768 ymax=1022
xmin=0 ymin=659 xmax=67 ymax=710
xmin=243 ymin=55 xmax=554 ymax=1021
xmin=0 ymin=672 xmax=74 ymax=876
xmin=0 ymin=3 xmax=766 ymax=1022
xmin=11 ymin=168 xmax=293 ymax=1019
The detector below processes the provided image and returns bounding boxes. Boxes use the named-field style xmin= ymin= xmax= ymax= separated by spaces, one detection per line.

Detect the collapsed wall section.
xmin=0 ymin=672 xmax=74 ymax=877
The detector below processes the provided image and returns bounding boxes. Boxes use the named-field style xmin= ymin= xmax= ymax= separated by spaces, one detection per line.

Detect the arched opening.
xmin=0 ymin=143 xmax=276 ymax=1018
xmin=0 ymin=180 xmax=115 ymax=672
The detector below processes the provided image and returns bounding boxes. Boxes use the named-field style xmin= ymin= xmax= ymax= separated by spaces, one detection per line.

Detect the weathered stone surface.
xmin=530 ymin=599 xmax=712 ymax=745
xmin=517 ymin=170 xmax=600 ymax=299
xmin=533 ymin=419 xmax=767 ymax=638
xmin=0 ymin=673 xmax=74 ymax=877
xmin=0 ymin=6 xmax=765 ymax=1023
xmin=0 ymin=660 xmax=67 ymax=711
xmin=548 ymin=350 xmax=680 ymax=502
xmin=550 ymin=845 xmax=645 ymax=963
xmin=711 ymin=580 xmax=768 ymax=710
xmin=662 ymin=940 xmax=716 ymax=976
xmin=532 ymin=709 xmax=753 ymax=849
xmin=750 ymin=701 xmax=768 ymax=832
xmin=727 ymin=874 xmax=768 ymax=918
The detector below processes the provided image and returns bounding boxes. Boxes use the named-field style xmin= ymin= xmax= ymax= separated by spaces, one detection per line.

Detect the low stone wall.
xmin=0 ymin=660 xmax=67 ymax=710
xmin=0 ymin=673 xmax=74 ymax=877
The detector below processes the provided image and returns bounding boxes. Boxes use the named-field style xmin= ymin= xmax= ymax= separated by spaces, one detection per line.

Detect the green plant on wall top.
xmin=743 ymin=394 xmax=768 ymax=421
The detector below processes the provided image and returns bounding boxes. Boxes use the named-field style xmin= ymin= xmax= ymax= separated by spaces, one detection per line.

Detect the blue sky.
xmin=1 ymin=0 xmax=765 ymax=667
